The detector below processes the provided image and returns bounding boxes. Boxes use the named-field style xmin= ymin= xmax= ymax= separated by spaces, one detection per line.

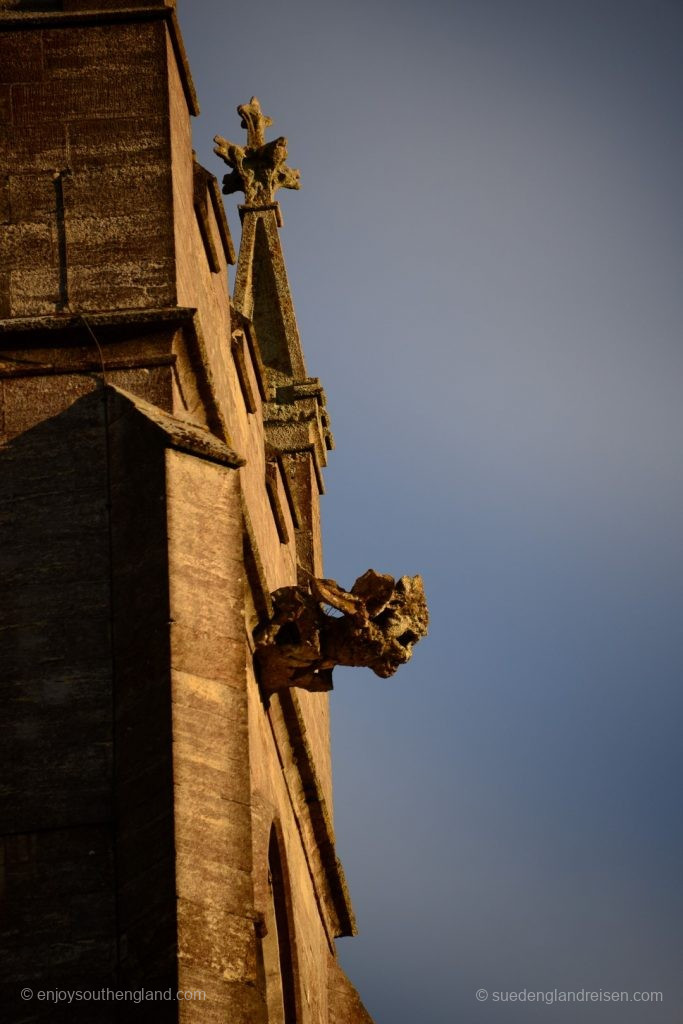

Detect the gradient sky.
xmin=180 ymin=2 xmax=683 ymax=1021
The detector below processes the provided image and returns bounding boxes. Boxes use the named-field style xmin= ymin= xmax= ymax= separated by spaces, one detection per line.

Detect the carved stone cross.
xmin=214 ymin=96 xmax=301 ymax=206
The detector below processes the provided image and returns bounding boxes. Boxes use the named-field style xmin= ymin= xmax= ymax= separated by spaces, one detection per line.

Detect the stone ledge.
xmin=107 ymin=383 xmax=245 ymax=468
xmin=0 ymin=305 xmax=196 ymax=343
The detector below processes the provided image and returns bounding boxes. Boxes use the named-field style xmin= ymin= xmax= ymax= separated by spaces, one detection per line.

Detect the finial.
xmin=238 ymin=96 xmax=272 ymax=148
xmin=214 ymin=96 xmax=301 ymax=206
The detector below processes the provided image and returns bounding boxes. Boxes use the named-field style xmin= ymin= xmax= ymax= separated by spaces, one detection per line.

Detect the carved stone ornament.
xmin=214 ymin=96 xmax=301 ymax=206
xmin=254 ymin=570 xmax=429 ymax=694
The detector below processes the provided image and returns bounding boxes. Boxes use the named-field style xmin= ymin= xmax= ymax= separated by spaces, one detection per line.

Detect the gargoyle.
xmin=254 ymin=570 xmax=429 ymax=694
xmin=214 ymin=96 xmax=301 ymax=206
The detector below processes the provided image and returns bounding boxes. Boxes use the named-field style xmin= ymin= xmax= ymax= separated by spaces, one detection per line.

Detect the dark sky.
xmin=180 ymin=2 xmax=683 ymax=1021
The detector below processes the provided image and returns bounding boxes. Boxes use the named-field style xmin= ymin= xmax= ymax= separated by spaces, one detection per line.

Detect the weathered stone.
xmin=0 ymin=32 xmax=43 ymax=84
xmin=328 ymin=957 xmax=375 ymax=1024
xmin=214 ymin=96 xmax=301 ymax=205
xmin=0 ymin=6 xmax=419 ymax=1020
xmin=255 ymin=570 xmax=429 ymax=692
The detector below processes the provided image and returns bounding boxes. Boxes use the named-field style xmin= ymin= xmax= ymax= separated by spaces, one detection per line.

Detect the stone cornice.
xmin=0 ymin=306 xmax=196 ymax=344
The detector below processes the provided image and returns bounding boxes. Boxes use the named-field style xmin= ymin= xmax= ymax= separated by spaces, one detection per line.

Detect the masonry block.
xmin=0 ymin=33 xmax=43 ymax=84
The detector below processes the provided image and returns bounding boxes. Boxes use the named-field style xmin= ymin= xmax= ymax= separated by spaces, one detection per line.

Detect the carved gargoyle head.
xmin=312 ymin=570 xmax=429 ymax=678
xmin=254 ymin=570 xmax=429 ymax=693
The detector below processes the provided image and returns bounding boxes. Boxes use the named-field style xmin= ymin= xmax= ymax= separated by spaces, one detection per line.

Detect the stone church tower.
xmin=0 ymin=2 xmax=427 ymax=1021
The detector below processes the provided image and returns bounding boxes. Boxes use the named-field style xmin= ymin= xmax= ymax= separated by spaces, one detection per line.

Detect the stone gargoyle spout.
xmin=254 ymin=570 xmax=429 ymax=694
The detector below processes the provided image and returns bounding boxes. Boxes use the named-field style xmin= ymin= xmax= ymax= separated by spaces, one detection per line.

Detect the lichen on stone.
xmin=214 ymin=96 xmax=301 ymax=206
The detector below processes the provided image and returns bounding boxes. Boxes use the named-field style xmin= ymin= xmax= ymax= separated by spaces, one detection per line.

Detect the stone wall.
xmin=0 ymin=15 xmax=175 ymax=316
xmin=0 ymin=4 xmax=373 ymax=1022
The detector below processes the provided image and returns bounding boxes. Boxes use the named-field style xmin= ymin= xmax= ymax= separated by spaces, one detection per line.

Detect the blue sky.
xmin=181 ymin=2 xmax=683 ymax=1020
